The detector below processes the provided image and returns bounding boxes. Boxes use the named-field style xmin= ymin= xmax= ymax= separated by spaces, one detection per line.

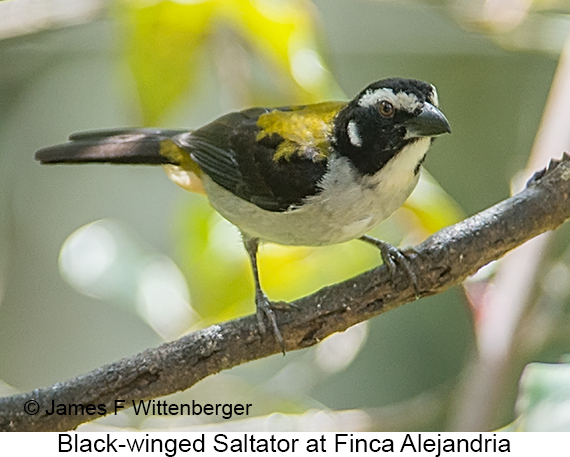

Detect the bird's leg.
xmin=243 ymin=237 xmax=285 ymax=353
xmin=359 ymin=235 xmax=419 ymax=297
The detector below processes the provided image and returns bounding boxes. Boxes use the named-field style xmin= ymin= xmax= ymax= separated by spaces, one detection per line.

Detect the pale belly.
xmin=201 ymin=138 xmax=429 ymax=246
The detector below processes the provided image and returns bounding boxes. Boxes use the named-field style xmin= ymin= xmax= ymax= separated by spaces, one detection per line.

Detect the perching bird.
xmin=35 ymin=77 xmax=450 ymax=351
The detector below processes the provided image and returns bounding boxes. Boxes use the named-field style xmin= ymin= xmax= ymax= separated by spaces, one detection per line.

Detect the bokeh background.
xmin=1 ymin=0 xmax=570 ymax=431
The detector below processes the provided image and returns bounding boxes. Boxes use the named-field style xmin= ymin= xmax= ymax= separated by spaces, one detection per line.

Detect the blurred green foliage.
xmin=118 ymin=0 xmax=342 ymax=125
xmin=509 ymin=360 xmax=570 ymax=431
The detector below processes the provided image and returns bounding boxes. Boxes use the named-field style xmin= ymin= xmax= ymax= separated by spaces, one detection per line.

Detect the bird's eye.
xmin=378 ymin=100 xmax=395 ymax=117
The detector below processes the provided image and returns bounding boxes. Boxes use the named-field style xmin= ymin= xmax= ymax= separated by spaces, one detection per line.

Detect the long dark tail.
xmin=35 ymin=128 xmax=188 ymax=165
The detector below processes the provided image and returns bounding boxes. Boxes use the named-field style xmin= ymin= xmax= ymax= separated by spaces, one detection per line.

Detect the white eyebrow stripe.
xmin=358 ymin=88 xmax=395 ymax=108
xmin=358 ymin=87 xmax=422 ymax=112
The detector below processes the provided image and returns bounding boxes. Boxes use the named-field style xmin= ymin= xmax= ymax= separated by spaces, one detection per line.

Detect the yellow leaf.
xmin=118 ymin=0 xmax=215 ymax=124
xmin=117 ymin=0 xmax=340 ymax=123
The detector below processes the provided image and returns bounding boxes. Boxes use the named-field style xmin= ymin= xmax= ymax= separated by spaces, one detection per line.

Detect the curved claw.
xmin=255 ymin=291 xmax=285 ymax=354
xmin=360 ymin=235 xmax=420 ymax=298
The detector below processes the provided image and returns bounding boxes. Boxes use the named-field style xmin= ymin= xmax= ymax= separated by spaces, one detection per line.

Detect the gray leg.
xmin=243 ymin=237 xmax=285 ymax=353
xmin=359 ymin=235 xmax=419 ymax=297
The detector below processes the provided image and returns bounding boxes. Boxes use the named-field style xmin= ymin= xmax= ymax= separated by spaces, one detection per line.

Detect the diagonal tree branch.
xmin=2 ymin=154 xmax=570 ymax=432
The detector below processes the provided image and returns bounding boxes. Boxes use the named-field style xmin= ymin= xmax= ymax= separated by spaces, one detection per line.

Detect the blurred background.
xmin=1 ymin=0 xmax=570 ymax=432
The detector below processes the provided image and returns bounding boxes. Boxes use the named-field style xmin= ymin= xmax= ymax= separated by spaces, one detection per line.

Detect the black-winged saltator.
xmin=35 ymin=77 xmax=451 ymax=351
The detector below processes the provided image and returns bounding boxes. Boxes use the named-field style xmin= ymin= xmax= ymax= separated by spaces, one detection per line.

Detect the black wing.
xmin=176 ymin=108 xmax=329 ymax=212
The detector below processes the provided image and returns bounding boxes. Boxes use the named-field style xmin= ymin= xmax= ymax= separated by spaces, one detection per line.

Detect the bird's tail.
xmin=35 ymin=128 xmax=189 ymax=165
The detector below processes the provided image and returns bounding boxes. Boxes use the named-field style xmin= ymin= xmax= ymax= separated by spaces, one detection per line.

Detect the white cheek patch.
xmin=347 ymin=120 xmax=362 ymax=147
xmin=358 ymin=87 xmax=422 ymax=112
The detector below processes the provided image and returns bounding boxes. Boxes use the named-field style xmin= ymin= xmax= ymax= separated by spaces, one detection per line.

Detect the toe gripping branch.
xmin=526 ymin=152 xmax=570 ymax=187
xmin=360 ymin=235 xmax=420 ymax=298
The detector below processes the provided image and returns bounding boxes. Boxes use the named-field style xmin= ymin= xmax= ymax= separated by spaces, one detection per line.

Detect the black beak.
xmin=405 ymin=103 xmax=451 ymax=139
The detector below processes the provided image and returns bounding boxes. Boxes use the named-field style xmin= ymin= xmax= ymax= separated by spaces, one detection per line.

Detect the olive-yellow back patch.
xmin=256 ymin=101 xmax=345 ymax=162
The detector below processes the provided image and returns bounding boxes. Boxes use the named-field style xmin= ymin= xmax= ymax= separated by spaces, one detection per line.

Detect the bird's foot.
xmin=255 ymin=291 xmax=288 ymax=355
xmin=360 ymin=235 xmax=420 ymax=298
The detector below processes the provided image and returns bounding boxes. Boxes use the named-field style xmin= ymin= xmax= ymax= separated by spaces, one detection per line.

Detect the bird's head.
xmin=333 ymin=78 xmax=451 ymax=175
